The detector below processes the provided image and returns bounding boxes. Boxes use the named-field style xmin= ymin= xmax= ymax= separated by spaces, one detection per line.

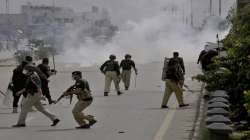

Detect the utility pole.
xmin=219 ymin=0 xmax=222 ymax=16
xmin=5 ymin=0 xmax=10 ymax=50
xmin=190 ymin=0 xmax=194 ymax=27
xmin=209 ymin=0 xmax=212 ymax=16
xmin=52 ymin=0 xmax=56 ymax=70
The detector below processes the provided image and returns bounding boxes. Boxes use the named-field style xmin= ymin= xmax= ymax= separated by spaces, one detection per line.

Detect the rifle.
xmin=134 ymin=73 xmax=137 ymax=88
xmin=69 ymin=94 xmax=73 ymax=104
xmin=56 ymin=93 xmax=65 ymax=103
xmin=52 ymin=54 xmax=56 ymax=74
xmin=56 ymin=91 xmax=73 ymax=104
xmin=56 ymin=89 xmax=80 ymax=104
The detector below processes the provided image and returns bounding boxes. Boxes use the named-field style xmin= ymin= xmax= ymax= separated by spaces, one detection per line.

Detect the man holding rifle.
xmin=56 ymin=71 xmax=97 ymax=129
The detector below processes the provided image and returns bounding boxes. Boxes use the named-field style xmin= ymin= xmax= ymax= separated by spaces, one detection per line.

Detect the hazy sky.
xmin=0 ymin=0 xmax=235 ymax=25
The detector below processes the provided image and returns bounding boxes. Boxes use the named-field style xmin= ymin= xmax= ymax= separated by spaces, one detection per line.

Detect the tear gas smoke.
xmin=55 ymin=0 xmax=235 ymax=66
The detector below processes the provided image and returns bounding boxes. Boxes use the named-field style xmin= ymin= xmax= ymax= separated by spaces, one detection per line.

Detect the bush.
xmin=194 ymin=4 xmax=250 ymax=128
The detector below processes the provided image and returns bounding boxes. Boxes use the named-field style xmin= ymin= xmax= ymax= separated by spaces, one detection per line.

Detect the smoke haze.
xmin=55 ymin=0 xmax=235 ymax=66
xmin=1 ymin=0 xmax=236 ymax=66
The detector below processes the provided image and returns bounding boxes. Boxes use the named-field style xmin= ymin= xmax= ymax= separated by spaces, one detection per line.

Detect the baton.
xmin=134 ymin=74 xmax=137 ymax=88
xmin=52 ymin=54 xmax=56 ymax=71
xmin=0 ymin=89 xmax=6 ymax=96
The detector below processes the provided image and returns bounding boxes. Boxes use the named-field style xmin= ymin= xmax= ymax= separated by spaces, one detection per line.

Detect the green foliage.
xmin=195 ymin=4 xmax=250 ymax=125
xmin=244 ymin=91 xmax=250 ymax=117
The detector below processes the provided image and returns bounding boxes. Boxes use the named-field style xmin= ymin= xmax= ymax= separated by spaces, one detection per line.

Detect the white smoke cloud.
xmin=56 ymin=0 xmax=234 ymax=66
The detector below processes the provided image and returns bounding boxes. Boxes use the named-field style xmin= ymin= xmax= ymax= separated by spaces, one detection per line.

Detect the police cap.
xmin=72 ymin=71 xmax=82 ymax=77
xmin=125 ymin=54 xmax=131 ymax=58
xmin=25 ymin=56 xmax=33 ymax=62
xmin=109 ymin=54 xmax=116 ymax=60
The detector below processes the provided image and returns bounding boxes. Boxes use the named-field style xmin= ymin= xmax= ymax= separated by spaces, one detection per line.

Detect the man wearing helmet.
xmin=120 ymin=54 xmax=138 ymax=90
xmin=56 ymin=71 xmax=97 ymax=129
xmin=100 ymin=55 xmax=123 ymax=96
xmin=12 ymin=66 xmax=60 ymax=127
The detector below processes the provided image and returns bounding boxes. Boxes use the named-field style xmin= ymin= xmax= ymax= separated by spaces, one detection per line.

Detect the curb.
xmin=190 ymin=83 xmax=206 ymax=140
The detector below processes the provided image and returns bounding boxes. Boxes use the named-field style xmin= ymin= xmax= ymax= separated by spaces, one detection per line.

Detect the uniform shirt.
xmin=165 ymin=62 xmax=183 ymax=82
xmin=197 ymin=50 xmax=207 ymax=64
xmin=66 ymin=79 xmax=92 ymax=100
xmin=173 ymin=57 xmax=185 ymax=74
xmin=25 ymin=72 xmax=42 ymax=95
xmin=12 ymin=63 xmax=27 ymax=93
xmin=26 ymin=65 xmax=47 ymax=81
xmin=100 ymin=60 xmax=120 ymax=75
xmin=37 ymin=64 xmax=50 ymax=78
xmin=120 ymin=59 xmax=136 ymax=71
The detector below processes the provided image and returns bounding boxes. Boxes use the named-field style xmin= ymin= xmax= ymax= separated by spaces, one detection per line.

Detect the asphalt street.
xmin=0 ymin=61 xmax=202 ymax=140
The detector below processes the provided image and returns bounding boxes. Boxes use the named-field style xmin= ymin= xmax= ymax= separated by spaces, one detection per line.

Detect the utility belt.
xmin=82 ymin=97 xmax=93 ymax=101
xmin=76 ymin=90 xmax=93 ymax=101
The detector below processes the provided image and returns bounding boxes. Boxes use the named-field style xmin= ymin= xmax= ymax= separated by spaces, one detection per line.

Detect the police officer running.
xmin=56 ymin=71 xmax=97 ymax=129
xmin=11 ymin=61 xmax=28 ymax=113
xmin=100 ymin=55 xmax=123 ymax=96
xmin=120 ymin=54 xmax=138 ymax=90
xmin=12 ymin=66 xmax=60 ymax=127
xmin=37 ymin=58 xmax=56 ymax=104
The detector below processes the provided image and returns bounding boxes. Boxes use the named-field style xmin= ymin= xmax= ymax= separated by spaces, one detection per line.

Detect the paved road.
xmin=0 ymin=61 xmax=202 ymax=140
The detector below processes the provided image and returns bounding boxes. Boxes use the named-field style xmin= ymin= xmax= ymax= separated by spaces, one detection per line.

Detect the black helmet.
xmin=173 ymin=52 xmax=179 ymax=57
xmin=109 ymin=54 xmax=116 ymax=60
xmin=72 ymin=71 xmax=82 ymax=78
xmin=42 ymin=58 xmax=49 ymax=64
xmin=125 ymin=54 xmax=131 ymax=58
xmin=25 ymin=56 xmax=33 ymax=63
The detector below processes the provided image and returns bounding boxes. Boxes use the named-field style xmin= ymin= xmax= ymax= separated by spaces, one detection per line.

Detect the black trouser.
xmin=13 ymin=92 xmax=21 ymax=108
xmin=41 ymin=80 xmax=53 ymax=103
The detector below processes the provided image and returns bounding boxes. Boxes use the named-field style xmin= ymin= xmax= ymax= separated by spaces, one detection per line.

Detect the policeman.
xmin=11 ymin=56 xmax=33 ymax=113
xmin=172 ymin=52 xmax=185 ymax=87
xmin=120 ymin=54 xmax=138 ymax=90
xmin=37 ymin=58 xmax=56 ymax=104
xmin=100 ymin=55 xmax=123 ymax=96
xmin=56 ymin=71 xmax=97 ymax=129
xmin=11 ymin=61 xmax=28 ymax=113
xmin=161 ymin=59 xmax=189 ymax=108
xmin=12 ymin=66 xmax=60 ymax=127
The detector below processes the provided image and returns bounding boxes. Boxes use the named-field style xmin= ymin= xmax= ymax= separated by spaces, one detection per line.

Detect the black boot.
xmin=12 ymin=124 xmax=26 ymax=127
xmin=76 ymin=124 xmax=90 ymax=129
xmin=117 ymin=91 xmax=123 ymax=95
xmin=51 ymin=119 xmax=60 ymax=126
xmin=179 ymin=104 xmax=189 ymax=108
xmin=89 ymin=119 xmax=97 ymax=126
xmin=104 ymin=92 xmax=108 ymax=96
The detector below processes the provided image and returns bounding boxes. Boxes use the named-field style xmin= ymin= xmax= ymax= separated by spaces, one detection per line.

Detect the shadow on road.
xmin=37 ymin=128 xmax=85 ymax=132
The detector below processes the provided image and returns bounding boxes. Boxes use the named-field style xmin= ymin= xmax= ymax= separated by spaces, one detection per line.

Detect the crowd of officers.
xmin=7 ymin=51 xmax=190 ymax=129
xmin=9 ymin=54 xmax=138 ymax=129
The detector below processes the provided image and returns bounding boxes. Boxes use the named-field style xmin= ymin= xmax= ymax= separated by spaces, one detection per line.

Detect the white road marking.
xmin=153 ymin=103 xmax=177 ymax=140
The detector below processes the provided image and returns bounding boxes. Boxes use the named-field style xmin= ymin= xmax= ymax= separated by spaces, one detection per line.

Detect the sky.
xmin=0 ymin=0 xmax=235 ymax=25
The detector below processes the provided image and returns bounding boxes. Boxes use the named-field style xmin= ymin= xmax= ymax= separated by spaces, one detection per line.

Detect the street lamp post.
xmin=219 ymin=0 xmax=222 ymax=16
